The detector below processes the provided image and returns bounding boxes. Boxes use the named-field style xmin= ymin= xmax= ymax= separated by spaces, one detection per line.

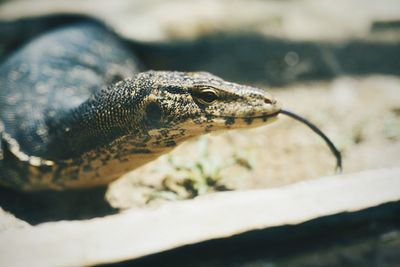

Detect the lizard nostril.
xmin=264 ymin=98 xmax=274 ymax=104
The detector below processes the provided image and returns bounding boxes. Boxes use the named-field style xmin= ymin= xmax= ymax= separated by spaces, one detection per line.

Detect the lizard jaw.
xmin=201 ymin=110 xmax=281 ymax=131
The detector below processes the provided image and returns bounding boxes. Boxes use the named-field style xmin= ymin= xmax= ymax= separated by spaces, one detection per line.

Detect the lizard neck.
xmin=44 ymin=79 xmax=148 ymax=160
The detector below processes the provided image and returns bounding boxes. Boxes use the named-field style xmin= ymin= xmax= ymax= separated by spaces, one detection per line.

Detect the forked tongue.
xmin=280 ymin=109 xmax=342 ymax=173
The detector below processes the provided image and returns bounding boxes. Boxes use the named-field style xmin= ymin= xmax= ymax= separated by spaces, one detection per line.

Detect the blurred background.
xmin=0 ymin=0 xmax=400 ymax=266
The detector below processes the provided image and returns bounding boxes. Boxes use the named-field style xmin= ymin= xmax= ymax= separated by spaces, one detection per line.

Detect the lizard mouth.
xmin=217 ymin=110 xmax=281 ymax=120
xmin=207 ymin=110 xmax=281 ymax=127
xmin=251 ymin=110 xmax=281 ymax=119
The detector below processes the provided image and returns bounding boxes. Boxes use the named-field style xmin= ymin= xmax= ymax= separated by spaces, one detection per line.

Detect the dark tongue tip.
xmin=280 ymin=109 xmax=343 ymax=174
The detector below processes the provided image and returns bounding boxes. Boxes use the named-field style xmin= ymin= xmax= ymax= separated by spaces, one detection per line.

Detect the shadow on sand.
xmin=0 ymin=186 xmax=117 ymax=224
xmin=1 ymin=14 xmax=399 ymax=87
xmin=132 ymin=33 xmax=400 ymax=86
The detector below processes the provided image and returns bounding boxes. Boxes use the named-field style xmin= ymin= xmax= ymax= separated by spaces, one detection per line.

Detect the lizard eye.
xmin=196 ymin=89 xmax=219 ymax=105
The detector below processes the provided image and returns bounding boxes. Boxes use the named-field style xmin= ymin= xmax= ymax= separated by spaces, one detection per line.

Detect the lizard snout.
xmin=260 ymin=93 xmax=281 ymax=114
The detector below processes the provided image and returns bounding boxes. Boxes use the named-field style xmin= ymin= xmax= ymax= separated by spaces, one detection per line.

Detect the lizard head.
xmin=134 ymin=71 xmax=281 ymax=147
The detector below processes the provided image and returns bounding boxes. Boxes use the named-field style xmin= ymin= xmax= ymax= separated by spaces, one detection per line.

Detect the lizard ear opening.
xmin=145 ymin=102 xmax=162 ymax=128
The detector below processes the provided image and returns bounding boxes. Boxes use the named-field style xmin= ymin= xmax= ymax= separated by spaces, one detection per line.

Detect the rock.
xmin=0 ymin=168 xmax=399 ymax=267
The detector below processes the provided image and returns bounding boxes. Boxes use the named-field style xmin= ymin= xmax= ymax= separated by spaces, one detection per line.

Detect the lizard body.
xmin=0 ymin=20 xmax=280 ymax=191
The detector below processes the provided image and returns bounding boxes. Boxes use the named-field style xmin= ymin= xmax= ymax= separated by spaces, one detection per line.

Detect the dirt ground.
xmin=0 ymin=0 xmax=399 ymax=233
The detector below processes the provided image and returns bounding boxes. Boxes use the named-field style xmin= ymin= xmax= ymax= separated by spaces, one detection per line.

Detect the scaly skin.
xmin=0 ymin=20 xmax=280 ymax=191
